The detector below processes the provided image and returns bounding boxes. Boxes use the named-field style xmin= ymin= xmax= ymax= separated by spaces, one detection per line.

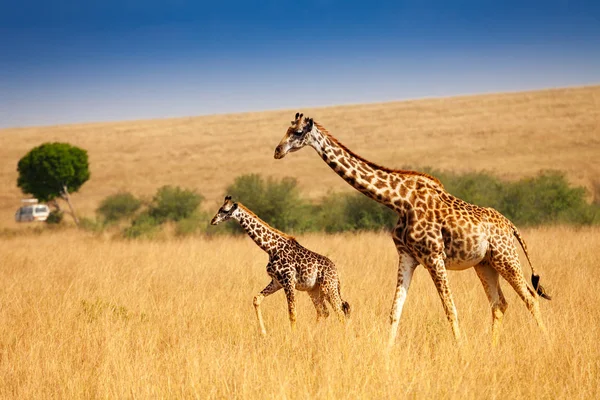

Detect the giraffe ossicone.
xmin=275 ymin=113 xmax=551 ymax=346
xmin=211 ymin=196 xmax=351 ymax=335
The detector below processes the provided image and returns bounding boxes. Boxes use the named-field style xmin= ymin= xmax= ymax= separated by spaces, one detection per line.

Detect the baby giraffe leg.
xmin=253 ymin=280 xmax=281 ymax=336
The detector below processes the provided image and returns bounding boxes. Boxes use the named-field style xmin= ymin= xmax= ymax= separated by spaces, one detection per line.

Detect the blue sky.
xmin=1 ymin=1 xmax=599 ymax=128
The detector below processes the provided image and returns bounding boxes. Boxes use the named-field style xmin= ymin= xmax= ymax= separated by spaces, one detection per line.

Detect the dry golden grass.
xmin=0 ymin=227 xmax=598 ymax=398
xmin=0 ymin=85 xmax=599 ymax=229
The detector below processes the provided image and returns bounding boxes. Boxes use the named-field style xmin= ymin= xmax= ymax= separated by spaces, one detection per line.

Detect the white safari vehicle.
xmin=15 ymin=199 xmax=50 ymax=222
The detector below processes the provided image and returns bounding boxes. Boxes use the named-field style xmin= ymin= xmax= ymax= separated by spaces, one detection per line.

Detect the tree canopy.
xmin=17 ymin=142 xmax=90 ymax=202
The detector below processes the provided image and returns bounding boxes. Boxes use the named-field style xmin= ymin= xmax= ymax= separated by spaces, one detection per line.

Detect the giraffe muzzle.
xmin=274 ymin=145 xmax=285 ymax=159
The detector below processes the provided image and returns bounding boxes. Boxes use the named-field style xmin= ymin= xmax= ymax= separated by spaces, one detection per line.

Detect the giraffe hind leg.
xmin=475 ymin=261 xmax=508 ymax=345
xmin=308 ymin=287 xmax=329 ymax=321
xmin=325 ymin=289 xmax=346 ymax=323
xmin=490 ymin=247 xmax=547 ymax=335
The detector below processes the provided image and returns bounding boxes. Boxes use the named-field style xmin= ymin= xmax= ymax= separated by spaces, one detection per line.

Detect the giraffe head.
xmin=210 ymin=195 xmax=239 ymax=225
xmin=274 ymin=112 xmax=314 ymax=159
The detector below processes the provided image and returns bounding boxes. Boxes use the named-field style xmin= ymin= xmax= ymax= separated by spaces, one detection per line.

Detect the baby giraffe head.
xmin=210 ymin=195 xmax=239 ymax=225
xmin=274 ymin=112 xmax=314 ymax=159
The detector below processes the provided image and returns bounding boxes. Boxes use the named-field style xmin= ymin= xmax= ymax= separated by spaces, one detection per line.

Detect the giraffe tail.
xmin=512 ymin=224 xmax=552 ymax=300
xmin=338 ymin=281 xmax=351 ymax=317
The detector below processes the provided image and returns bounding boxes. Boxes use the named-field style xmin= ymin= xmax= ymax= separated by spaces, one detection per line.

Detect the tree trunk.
xmin=61 ymin=185 xmax=80 ymax=226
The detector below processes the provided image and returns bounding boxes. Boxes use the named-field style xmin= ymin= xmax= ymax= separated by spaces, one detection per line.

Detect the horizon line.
xmin=2 ymin=83 xmax=598 ymax=131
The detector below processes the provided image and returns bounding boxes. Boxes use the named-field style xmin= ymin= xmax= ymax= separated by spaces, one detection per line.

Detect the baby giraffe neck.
xmin=235 ymin=205 xmax=289 ymax=254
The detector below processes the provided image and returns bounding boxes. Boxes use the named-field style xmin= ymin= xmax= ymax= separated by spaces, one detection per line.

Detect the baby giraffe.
xmin=210 ymin=196 xmax=350 ymax=335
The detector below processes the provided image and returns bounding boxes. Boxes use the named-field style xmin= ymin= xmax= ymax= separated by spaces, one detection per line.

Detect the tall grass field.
xmin=1 ymin=227 xmax=598 ymax=398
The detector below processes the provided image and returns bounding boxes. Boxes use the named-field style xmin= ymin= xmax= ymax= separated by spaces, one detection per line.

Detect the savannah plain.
xmin=0 ymin=86 xmax=599 ymax=398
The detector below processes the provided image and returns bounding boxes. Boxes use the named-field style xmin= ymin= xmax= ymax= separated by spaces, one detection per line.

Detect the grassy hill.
xmin=1 ymin=85 xmax=598 ymax=228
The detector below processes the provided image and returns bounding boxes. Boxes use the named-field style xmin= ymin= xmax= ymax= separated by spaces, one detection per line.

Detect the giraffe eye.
xmin=293 ymin=130 xmax=303 ymax=137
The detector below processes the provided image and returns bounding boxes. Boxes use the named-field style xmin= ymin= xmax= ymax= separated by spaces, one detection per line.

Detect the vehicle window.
xmin=35 ymin=206 xmax=47 ymax=213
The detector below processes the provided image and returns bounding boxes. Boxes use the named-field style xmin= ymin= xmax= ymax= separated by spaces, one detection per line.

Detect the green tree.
xmin=17 ymin=142 xmax=90 ymax=225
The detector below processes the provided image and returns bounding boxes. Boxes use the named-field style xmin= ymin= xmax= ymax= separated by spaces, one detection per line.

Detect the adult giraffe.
xmin=274 ymin=113 xmax=550 ymax=346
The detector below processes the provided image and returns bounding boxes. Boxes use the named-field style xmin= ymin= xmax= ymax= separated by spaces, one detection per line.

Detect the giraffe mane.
xmin=237 ymin=203 xmax=297 ymax=241
xmin=313 ymin=121 xmax=444 ymax=187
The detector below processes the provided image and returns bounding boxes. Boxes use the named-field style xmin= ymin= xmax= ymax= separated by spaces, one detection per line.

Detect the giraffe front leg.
xmin=253 ymin=280 xmax=281 ymax=336
xmin=283 ymin=284 xmax=297 ymax=331
xmin=388 ymin=252 xmax=418 ymax=348
xmin=425 ymin=255 xmax=461 ymax=342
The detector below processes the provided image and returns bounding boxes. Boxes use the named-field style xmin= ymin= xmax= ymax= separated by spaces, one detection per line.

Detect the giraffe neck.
xmin=234 ymin=204 xmax=290 ymax=255
xmin=308 ymin=124 xmax=442 ymax=211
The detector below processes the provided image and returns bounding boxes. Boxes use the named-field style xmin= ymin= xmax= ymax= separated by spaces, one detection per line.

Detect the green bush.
xmin=117 ymin=169 xmax=599 ymax=238
xmin=148 ymin=186 xmax=203 ymax=223
xmin=96 ymin=192 xmax=142 ymax=223
xmin=500 ymin=171 xmax=595 ymax=226
xmin=123 ymin=212 xmax=160 ymax=239
xmin=434 ymin=170 xmax=505 ymax=210
xmin=312 ymin=193 xmax=347 ymax=233
xmin=225 ymin=174 xmax=313 ymax=233
xmin=316 ymin=169 xmax=598 ymax=231
xmin=221 ymin=171 xmax=598 ymax=234
xmin=316 ymin=192 xmax=396 ymax=232
xmin=46 ymin=210 xmax=64 ymax=225
xmin=429 ymin=169 xmax=598 ymax=226
xmin=345 ymin=193 xmax=397 ymax=231
xmin=79 ymin=217 xmax=104 ymax=233
xmin=175 ymin=213 xmax=209 ymax=237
